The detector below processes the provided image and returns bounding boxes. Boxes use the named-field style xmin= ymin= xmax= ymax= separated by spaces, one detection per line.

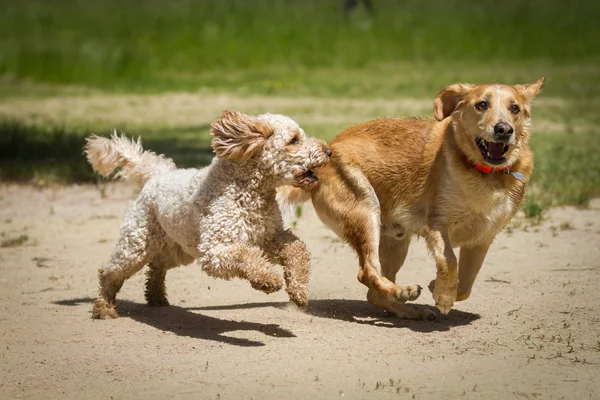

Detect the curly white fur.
xmin=85 ymin=132 xmax=176 ymax=185
xmin=86 ymin=111 xmax=330 ymax=319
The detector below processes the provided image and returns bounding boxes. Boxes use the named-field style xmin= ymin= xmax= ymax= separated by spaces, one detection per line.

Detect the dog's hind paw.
xmin=92 ymin=298 xmax=119 ymax=319
xmin=428 ymin=279 xmax=436 ymax=294
xmin=147 ymin=296 xmax=170 ymax=307
xmin=392 ymin=284 xmax=422 ymax=303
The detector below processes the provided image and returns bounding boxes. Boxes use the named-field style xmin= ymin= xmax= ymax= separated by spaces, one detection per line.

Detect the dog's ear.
xmin=210 ymin=110 xmax=274 ymax=160
xmin=433 ymin=83 xmax=475 ymax=121
xmin=515 ymin=77 xmax=545 ymax=103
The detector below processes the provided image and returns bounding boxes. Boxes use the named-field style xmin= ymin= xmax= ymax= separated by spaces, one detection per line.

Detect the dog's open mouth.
xmin=295 ymin=169 xmax=318 ymax=186
xmin=475 ymin=138 xmax=509 ymax=164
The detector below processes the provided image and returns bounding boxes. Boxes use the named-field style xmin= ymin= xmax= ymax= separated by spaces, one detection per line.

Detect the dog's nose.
xmin=494 ymin=122 xmax=514 ymax=137
xmin=324 ymin=147 xmax=332 ymax=157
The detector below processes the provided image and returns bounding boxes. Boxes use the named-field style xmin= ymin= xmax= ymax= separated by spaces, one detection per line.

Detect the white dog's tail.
xmin=276 ymin=185 xmax=312 ymax=223
xmin=84 ymin=132 xmax=176 ymax=186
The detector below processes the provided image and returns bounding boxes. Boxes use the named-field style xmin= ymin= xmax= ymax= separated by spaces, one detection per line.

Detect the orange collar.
xmin=470 ymin=160 xmax=511 ymax=174
xmin=469 ymin=160 xmax=525 ymax=181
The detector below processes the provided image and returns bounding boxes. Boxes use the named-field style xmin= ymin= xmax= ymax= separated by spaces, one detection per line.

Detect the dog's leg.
xmin=94 ymin=238 xmax=154 ymax=319
xmin=313 ymin=181 xmax=431 ymax=319
xmin=422 ymin=224 xmax=458 ymax=314
xmin=456 ymin=243 xmax=490 ymax=301
xmin=363 ymin=233 xmax=432 ymax=320
xmin=145 ymin=253 xmax=174 ymax=307
xmin=379 ymin=235 xmax=420 ymax=301
xmin=202 ymin=244 xmax=284 ymax=294
xmin=145 ymin=245 xmax=194 ymax=307
xmin=233 ymin=245 xmax=284 ymax=294
xmin=93 ymin=210 xmax=159 ymax=319
xmin=265 ymin=230 xmax=311 ymax=307
xmin=428 ymin=243 xmax=490 ymax=302
xmin=347 ymin=210 xmax=433 ymax=319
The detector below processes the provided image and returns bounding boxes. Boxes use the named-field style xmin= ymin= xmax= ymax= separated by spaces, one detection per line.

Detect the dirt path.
xmin=0 ymin=183 xmax=599 ymax=400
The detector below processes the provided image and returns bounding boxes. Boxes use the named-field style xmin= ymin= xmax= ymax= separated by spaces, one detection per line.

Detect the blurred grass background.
xmin=0 ymin=0 xmax=599 ymax=211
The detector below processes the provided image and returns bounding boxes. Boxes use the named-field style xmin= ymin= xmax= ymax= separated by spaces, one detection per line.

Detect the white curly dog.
xmin=85 ymin=110 xmax=331 ymax=319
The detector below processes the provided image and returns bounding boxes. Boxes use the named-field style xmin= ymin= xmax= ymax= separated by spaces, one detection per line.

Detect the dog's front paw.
xmin=92 ymin=298 xmax=119 ymax=319
xmin=251 ymin=277 xmax=283 ymax=294
xmin=286 ymin=286 xmax=308 ymax=307
xmin=432 ymin=279 xmax=457 ymax=315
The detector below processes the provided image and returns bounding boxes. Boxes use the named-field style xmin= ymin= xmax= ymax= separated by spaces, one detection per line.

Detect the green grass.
xmin=0 ymin=120 xmax=93 ymax=183
xmin=1 ymin=0 xmax=599 ymax=102
xmin=528 ymin=131 xmax=600 ymax=207
xmin=1 ymin=0 xmax=599 ymax=94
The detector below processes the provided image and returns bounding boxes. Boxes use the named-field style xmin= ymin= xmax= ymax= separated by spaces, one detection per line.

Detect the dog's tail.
xmin=84 ymin=132 xmax=176 ymax=186
xmin=276 ymin=185 xmax=312 ymax=223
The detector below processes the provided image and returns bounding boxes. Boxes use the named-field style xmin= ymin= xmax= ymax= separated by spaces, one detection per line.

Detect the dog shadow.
xmin=192 ymin=299 xmax=480 ymax=333
xmin=54 ymin=297 xmax=295 ymax=347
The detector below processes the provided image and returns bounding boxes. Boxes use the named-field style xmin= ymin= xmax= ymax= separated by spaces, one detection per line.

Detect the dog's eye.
xmin=288 ymin=137 xmax=299 ymax=145
xmin=475 ymin=101 xmax=488 ymax=111
xmin=510 ymin=104 xmax=520 ymax=114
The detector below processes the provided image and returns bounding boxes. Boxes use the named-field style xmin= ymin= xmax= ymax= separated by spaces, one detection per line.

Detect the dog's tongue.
xmin=487 ymin=142 xmax=505 ymax=159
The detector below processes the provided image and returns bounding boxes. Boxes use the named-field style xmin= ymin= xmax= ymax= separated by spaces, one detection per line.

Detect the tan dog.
xmin=279 ymin=78 xmax=545 ymax=319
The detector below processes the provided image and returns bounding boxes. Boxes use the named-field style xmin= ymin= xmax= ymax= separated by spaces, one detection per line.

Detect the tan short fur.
xmin=279 ymin=78 xmax=545 ymax=319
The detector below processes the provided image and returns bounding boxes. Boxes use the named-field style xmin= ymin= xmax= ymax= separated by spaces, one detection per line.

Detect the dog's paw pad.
xmin=408 ymin=285 xmax=422 ymax=301
xmin=393 ymin=284 xmax=422 ymax=303
xmin=428 ymin=279 xmax=436 ymax=293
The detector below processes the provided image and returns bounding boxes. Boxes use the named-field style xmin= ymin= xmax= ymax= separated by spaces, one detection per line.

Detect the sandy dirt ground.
xmin=0 ymin=183 xmax=599 ymax=400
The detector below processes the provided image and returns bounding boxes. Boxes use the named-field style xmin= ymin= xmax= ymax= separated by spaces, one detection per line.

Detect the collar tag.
xmin=511 ymin=171 xmax=525 ymax=181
